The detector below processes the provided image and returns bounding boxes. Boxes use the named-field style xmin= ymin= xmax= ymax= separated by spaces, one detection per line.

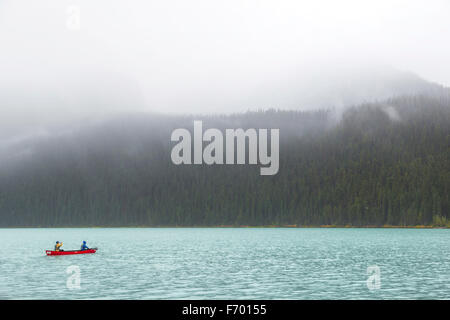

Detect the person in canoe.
xmin=54 ymin=241 xmax=64 ymax=251
xmin=80 ymin=241 xmax=90 ymax=251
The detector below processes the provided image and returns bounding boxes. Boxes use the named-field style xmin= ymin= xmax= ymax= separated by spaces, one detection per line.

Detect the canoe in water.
xmin=46 ymin=248 xmax=97 ymax=256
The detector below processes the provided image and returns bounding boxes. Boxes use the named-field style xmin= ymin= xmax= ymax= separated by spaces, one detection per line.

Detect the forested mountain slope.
xmin=0 ymin=94 xmax=449 ymax=227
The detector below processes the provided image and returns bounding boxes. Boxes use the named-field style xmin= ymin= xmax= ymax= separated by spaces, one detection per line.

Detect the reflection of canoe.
xmin=45 ymin=248 xmax=97 ymax=256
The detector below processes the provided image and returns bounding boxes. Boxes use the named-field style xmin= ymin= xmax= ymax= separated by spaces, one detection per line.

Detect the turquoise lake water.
xmin=0 ymin=228 xmax=448 ymax=299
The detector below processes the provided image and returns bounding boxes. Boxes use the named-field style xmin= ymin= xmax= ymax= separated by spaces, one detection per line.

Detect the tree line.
xmin=0 ymin=94 xmax=448 ymax=227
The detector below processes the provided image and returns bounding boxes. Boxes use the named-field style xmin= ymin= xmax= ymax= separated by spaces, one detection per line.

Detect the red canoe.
xmin=46 ymin=248 xmax=97 ymax=256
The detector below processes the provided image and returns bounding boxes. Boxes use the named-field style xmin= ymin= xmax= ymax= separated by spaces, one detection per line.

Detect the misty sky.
xmin=1 ymin=0 xmax=449 ymax=121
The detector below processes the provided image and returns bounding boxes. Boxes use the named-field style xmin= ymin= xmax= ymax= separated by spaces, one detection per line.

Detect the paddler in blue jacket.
xmin=80 ymin=241 xmax=89 ymax=251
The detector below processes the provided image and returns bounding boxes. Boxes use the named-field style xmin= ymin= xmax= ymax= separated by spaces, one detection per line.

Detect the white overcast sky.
xmin=0 ymin=0 xmax=449 ymax=116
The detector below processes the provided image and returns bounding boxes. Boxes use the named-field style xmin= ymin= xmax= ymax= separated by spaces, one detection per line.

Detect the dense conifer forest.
xmin=0 ymin=93 xmax=449 ymax=227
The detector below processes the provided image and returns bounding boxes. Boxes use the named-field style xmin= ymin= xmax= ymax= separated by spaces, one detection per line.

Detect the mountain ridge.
xmin=0 ymin=92 xmax=448 ymax=227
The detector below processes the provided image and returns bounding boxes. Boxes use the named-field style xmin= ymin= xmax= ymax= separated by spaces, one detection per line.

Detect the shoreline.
xmin=0 ymin=225 xmax=448 ymax=229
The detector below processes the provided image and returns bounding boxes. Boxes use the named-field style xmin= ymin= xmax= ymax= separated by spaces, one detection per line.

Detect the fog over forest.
xmin=0 ymin=1 xmax=449 ymax=227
